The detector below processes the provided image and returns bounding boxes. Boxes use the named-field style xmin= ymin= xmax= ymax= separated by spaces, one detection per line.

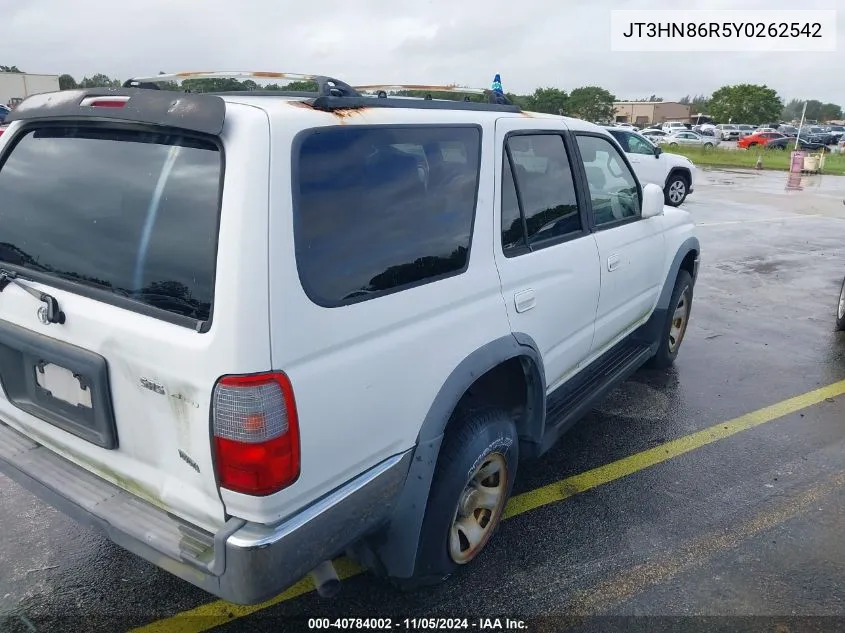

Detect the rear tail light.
xmin=79 ymin=96 xmax=130 ymax=108
xmin=212 ymin=372 xmax=300 ymax=496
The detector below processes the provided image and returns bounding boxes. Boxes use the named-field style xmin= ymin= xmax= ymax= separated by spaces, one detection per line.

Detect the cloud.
xmin=1 ymin=0 xmax=843 ymax=104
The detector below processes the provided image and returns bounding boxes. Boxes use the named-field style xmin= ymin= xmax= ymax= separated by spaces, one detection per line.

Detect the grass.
xmin=666 ymin=145 xmax=845 ymax=176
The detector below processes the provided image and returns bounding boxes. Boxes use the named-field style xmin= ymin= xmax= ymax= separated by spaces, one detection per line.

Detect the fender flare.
xmin=368 ymin=334 xmax=545 ymax=578
xmin=656 ymin=236 xmax=700 ymax=310
xmin=665 ymin=166 xmax=692 ymax=190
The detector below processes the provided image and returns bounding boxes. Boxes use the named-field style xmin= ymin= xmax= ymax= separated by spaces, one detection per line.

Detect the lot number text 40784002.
xmin=307 ymin=618 xmax=528 ymax=631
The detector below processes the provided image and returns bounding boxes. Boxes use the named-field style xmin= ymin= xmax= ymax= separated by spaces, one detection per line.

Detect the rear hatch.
xmin=0 ymin=97 xmax=271 ymax=531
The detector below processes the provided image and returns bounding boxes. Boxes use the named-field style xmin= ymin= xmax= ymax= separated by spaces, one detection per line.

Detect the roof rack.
xmin=123 ymin=71 xmax=361 ymax=98
xmin=120 ymin=71 xmax=521 ymax=114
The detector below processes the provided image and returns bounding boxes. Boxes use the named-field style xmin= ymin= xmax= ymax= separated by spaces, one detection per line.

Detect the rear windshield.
xmin=0 ymin=127 xmax=222 ymax=325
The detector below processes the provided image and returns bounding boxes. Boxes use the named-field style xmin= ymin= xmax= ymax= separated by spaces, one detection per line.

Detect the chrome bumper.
xmin=0 ymin=420 xmax=412 ymax=605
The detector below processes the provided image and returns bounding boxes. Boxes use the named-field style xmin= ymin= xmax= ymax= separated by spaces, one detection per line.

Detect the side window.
xmin=500 ymin=134 xmax=582 ymax=255
xmin=627 ymin=133 xmax=656 ymax=155
xmin=608 ymin=130 xmax=630 ymax=152
xmin=576 ymin=135 xmax=641 ymax=228
xmin=295 ymin=126 xmax=481 ymax=306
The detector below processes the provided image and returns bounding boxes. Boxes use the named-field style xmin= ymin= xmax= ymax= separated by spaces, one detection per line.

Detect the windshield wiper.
xmin=0 ymin=268 xmax=66 ymax=324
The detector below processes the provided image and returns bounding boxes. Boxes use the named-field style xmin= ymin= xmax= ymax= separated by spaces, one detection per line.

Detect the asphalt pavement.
xmin=2 ymin=168 xmax=845 ymax=633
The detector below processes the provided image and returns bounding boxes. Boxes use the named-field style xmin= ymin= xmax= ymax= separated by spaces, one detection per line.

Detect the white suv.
xmin=0 ymin=74 xmax=700 ymax=604
xmin=606 ymin=127 xmax=698 ymax=207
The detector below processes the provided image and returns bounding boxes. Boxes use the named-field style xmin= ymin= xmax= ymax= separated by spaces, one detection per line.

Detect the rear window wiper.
xmin=0 ymin=268 xmax=66 ymax=324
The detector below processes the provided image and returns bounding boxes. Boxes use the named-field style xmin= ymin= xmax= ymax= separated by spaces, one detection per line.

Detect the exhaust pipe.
xmin=310 ymin=561 xmax=341 ymax=598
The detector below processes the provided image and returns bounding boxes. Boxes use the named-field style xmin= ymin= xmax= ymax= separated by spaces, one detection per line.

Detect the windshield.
xmin=0 ymin=127 xmax=222 ymax=324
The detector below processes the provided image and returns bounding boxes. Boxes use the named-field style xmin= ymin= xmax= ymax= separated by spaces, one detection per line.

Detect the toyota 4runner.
xmin=0 ymin=72 xmax=700 ymax=605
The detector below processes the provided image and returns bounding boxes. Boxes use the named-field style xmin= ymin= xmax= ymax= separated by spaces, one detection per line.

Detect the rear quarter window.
xmin=294 ymin=125 xmax=481 ymax=307
xmin=0 ymin=127 xmax=222 ymax=326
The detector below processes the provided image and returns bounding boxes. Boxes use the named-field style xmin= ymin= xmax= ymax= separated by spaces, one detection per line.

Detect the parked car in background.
xmin=837 ymin=275 xmax=845 ymax=332
xmin=641 ymin=129 xmax=668 ymax=141
xmin=826 ymin=125 xmax=845 ymax=143
xmin=605 ymin=127 xmax=698 ymax=207
xmin=0 ymin=105 xmax=10 ymax=124
xmin=716 ymin=124 xmax=740 ymax=141
xmin=765 ymin=136 xmax=830 ymax=152
xmin=737 ymin=131 xmax=786 ymax=149
xmin=659 ymin=131 xmax=719 ymax=149
xmin=736 ymin=124 xmax=756 ymax=138
xmin=804 ymin=127 xmax=835 ymax=145
xmin=662 ymin=121 xmax=687 ymax=134
xmin=615 ymin=122 xmax=640 ymax=131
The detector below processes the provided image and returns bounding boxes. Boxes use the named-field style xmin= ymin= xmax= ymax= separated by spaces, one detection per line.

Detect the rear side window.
xmin=294 ymin=126 xmax=481 ymax=307
xmin=0 ymin=127 xmax=222 ymax=326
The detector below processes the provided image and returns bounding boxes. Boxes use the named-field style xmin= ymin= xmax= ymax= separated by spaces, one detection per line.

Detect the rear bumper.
xmin=0 ymin=419 xmax=412 ymax=605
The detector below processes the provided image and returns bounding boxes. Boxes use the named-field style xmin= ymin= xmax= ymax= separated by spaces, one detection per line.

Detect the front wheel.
xmin=836 ymin=277 xmax=845 ymax=331
xmin=647 ymin=270 xmax=693 ymax=369
xmin=664 ymin=173 xmax=689 ymax=207
xmin=703 ymin=143 xmax=714 ymax=150
xmin=408 ymin=408 xmax=518 ymax=586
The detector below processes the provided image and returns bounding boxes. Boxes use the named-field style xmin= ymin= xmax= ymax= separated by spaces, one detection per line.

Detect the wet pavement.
xmin=2 ymin=168 xmax=845 ymax=632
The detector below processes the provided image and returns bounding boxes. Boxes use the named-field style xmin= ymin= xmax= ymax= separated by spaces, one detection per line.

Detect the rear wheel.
xmin=836 ymin=277 xmax=845 ymax=332
xmin=669 ymin=142 xmax=679 ymax=148
xmin=703 ymin=143 xmax=714 ymax=150
xmin=648 ymin=270 xmax=693 ymax=369
xmin=408 ymin=408 xmax=518 ymax=586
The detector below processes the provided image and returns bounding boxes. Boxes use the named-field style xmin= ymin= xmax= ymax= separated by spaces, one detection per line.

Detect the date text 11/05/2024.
xmin=307 ymin=618 xmax=528 ymax=631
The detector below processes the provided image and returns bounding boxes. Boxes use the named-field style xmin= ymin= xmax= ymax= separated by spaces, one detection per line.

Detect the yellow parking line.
xmin=130 ymin=379 xmax=845 ymax=633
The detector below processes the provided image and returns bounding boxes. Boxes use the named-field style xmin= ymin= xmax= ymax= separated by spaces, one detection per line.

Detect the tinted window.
xmin=295 ymin=126 xmax=480 ymax=306
xmin=576 ymin=135 xmax=640 ymax=227
xmin=607 ymin=130 xmax=629 ymax=151
xmin=627 ymin=133 xmax=656 ymax=155
xmin=502 ymin=134 xmax=581 ymax=253
xmin=0 ymin=127 xmax=221 ymax=324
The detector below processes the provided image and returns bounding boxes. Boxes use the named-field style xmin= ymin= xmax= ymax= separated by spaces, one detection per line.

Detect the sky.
xmin=1 ymin=0 xmax=842 ymax=106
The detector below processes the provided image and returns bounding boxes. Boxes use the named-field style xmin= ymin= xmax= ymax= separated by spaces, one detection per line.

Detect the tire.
xmin=748 ymin=142 xmax=758 ymax=148
xmin=703 ymin=143 xmax=714 ymax=150
xmin=664 ymin=172 xmax=689 ymax=207
xmin=647 ymin=270 xmax=693 ymax=369
xmin=669 ymin=142 xmax=679 ymax=148
xmin=407 ymin=408 xmax=518 ymax=587
xmin=836 ymin=277 xmax=845 ymax=332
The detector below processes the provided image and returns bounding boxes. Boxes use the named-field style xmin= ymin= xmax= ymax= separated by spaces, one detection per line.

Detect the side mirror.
xmin=654 ymin=146 xmax=662 ymax=157
xmin=641 ymin=183 xmax=665 ymax=219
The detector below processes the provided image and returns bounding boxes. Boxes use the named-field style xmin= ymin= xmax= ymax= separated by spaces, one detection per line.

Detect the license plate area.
xmin=0 ymin=320 xmax=117 ymax=449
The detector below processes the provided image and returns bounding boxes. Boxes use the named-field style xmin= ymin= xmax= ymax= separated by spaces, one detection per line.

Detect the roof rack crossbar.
xmin=123 ymin=71 xmax=361 ymax=98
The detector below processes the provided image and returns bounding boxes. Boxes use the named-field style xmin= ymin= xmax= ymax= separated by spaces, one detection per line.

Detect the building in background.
xmin=0 ymin=73 xmax=60 ymax=108
xmin=613 ymin=101 xmax=693 ymax=125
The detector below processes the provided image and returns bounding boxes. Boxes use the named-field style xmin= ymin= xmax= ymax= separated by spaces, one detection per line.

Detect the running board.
xmin=531 ymin=341 xmax=655 ymax=457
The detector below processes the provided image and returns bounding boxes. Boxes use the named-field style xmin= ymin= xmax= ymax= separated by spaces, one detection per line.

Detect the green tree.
xmin=566 ymin=86 xmax=616 ymax=122
xmin=58 ymin=74 xmax=77 ymax=90
xmin=707 ymin=84 xmax=782 ymax=124
xmin=819 ymin=103 xmax=842 ymax=122
xmin=78 ymin=74 xmax=121 ymax=88
xmin=0 ymin=65 xmax=22 ymax=72
xmin=690 ymin=94 xmax=710 ymax=115
xmin=802 ymin=100 xmax=823 ymax=121
xmin=525 ymin=87 xmax=568 ymax=115
xmin=782 ymin=98 xmax=803 ymax=121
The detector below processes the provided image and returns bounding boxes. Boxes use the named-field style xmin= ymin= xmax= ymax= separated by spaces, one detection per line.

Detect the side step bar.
xmin=531 ymin=341 xmax=655 ymax=457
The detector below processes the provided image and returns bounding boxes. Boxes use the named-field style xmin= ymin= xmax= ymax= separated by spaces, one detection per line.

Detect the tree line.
xmin=3 ymin=66 xmax=843 ymax=124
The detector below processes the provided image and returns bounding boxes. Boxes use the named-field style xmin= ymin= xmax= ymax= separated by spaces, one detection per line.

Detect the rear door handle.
xmin=607 ymin=254 xmax=621 ymax=272
xmin=514 ymin=289 xmax=536 ymax=313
